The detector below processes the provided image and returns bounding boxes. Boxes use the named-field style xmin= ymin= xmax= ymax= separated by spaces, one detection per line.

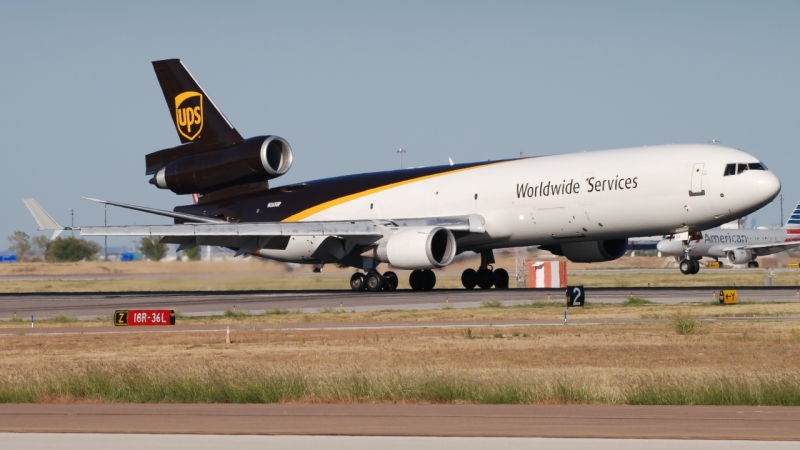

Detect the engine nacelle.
xmin=542 ymin=239 xmax=628 ymax=263
xmin=150 ymin=135 xmax=293 ymax=194
xmin=726 ymin=249 xmax=752 ymax=265
xmin=376 ymin=226 xmax=457 ymax=270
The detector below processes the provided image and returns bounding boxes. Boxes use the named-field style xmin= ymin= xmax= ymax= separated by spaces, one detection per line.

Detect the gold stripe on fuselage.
xmin=281 ymin=161 xmax=509 ymax=222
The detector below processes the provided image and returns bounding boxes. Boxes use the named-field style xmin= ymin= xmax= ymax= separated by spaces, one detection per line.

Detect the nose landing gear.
xmin=460 ymin=250 xmax=510 ymax=289
xmin=679 ymin=258 xmax=700 ymax=275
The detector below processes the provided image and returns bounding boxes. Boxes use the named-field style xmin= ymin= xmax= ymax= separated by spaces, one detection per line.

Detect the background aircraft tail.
xmin=785 ymin=200 xmax=800 ymax=228
xmin=146 ymin=59 xmax=244 ymax=174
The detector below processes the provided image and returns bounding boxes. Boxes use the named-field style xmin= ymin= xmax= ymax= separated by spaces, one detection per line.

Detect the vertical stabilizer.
xmin=152 ymin=59 xmax=243 ymax=149
xmin=785 ymin=200 xmax=800 ymax=227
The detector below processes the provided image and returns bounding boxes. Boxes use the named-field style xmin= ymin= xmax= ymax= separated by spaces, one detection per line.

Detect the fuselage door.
xmin=690 ymin=163 xmax=705 ymax=196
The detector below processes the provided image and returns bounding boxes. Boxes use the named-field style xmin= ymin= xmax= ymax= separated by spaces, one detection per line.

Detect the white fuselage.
xmin=259 ymin=144 xmax=781 ymax=263
xmin=657 ymin=228 xmax=793 ymax=259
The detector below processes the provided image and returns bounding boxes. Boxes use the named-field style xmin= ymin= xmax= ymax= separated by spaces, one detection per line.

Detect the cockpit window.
xmin=724 ymin=164 xmax=736 ymax=176
xmin=725 ymin=162 xmax=767 ymax=176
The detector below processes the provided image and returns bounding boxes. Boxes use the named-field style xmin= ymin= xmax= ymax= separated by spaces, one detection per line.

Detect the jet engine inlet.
xmin=378 ymin=226 xmax=457 ymax=270
xmin=727 ymin=248 xmax=752 ymax=265
xmin=148 ymin=135 xmax=293 ymax=194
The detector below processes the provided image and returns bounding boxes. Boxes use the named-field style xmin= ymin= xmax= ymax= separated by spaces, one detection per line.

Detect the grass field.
xmin=1 ymin=301 xmax=799 ymax=405
xmin=1 ymin=257 xmax=798 ymax=292
xmin=0 ymin=271 xmax=798 ymax=293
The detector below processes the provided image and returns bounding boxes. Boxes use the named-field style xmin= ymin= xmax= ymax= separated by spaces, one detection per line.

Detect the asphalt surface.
xmin=0 ymin=287 xmax=798 ymax=319
xmin=5 ymin=435 xmax=797 ymax=450
xmin=1 ymin=404 xmax=798 ymax=440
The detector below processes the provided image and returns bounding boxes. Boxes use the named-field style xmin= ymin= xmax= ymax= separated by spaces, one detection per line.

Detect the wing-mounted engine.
xmin=726 ymin=248 xmax=753 ymax=264
xmin=541 ymin=238 xmax=628 ymax=263
xmin=373 ymin=226 xmax=457 ymax=270
xmin=147 ymin=135 xmax=293 ymax=195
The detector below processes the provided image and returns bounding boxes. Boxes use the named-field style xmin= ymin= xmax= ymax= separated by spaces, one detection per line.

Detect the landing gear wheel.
xmin=691 ymin=259 xmax=701 ymax=274
xmin=383 ymin=271 xmax=398 ymax=291
xmin=365 ymin=271 xmax=384 ymax=292
xmin=493 ymin=268 xmax=509 ymax=289
xmin=350 ymin=273 xmax=366 ymax=291
xmin=679 ymin=259 xmax=692 ymax=275
xmin=461 ymin=268 xmax=477 ymax=290
xmin=421 ymin=269 xmax=437 ymax=290
xmin=748 ymin=261 xmax=759 ymax=268
xmin=476 ymin=268 xmax=494 ymax=289
xmin=409 ymin=270 xmax=423 ymax=291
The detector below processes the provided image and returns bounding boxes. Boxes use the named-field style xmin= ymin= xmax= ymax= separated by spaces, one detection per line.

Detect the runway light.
xmin=226 ymin=326 xmax=231 ymax=344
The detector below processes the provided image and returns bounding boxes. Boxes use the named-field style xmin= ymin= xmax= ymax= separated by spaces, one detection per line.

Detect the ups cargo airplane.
xmin=24 ymin=59 xmax=782 ymax=292
xmin=657 ymin=199 xmax=800 ymax=274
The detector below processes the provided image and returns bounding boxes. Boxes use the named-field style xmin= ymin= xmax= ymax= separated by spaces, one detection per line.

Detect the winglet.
xmin=23 ymin=199 xmax=65 ymax=240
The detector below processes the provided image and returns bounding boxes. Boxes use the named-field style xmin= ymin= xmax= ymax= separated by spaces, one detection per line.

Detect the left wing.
xmin=25 ymin=198 xmax=486 ymax=257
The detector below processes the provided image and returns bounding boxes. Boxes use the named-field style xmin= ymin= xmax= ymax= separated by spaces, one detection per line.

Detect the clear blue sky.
xmin=1 ymin=1 xmax=798 ymax=247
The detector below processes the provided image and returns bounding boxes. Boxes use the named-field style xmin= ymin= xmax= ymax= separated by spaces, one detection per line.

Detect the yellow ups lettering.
xmin=174 ymin=91 xmax=203 ymax=140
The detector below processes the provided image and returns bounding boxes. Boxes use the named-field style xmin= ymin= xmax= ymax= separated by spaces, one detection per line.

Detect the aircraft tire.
xmin=350 ymin=273 xmax=366 ymax=291
xmin=748 ymin=261 xmax=759 ymax=268
xmin=493 ymin=268 xmax=510 ymax=289
xmin=476 ymin=268 xmax=494 ymax=289
xmin=421 ymin=269 xmax=437 ymax=290
xmin=409 ymin=270 xmax=423 ymax=291
xmin=383 ymin=271 xmax=398 ymax=291
xmin=365 ymin=271 xmax=384 ymax=292
xmin=461 ymin=269 xmax=477 ymax=290
xmin=679 ymin=259 xmax=693 ymax=275
xmin=691 ymin=259 xmax=700 ymax=274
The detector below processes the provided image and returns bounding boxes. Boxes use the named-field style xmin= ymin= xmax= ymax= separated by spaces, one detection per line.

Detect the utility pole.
xmin=68 ymin=208 xmax=74 ymax=237
xmin=780 ymin=194 xmax=784 ymax=225
xmin=104 ymin=204 xmax=108 ymax=260
xmin=396 ymin=148 xmax=407 ymax=169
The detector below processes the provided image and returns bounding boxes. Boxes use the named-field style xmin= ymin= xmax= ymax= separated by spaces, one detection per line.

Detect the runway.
xmin=0 ymin=287 xmax=798 ymax=319
xmin=1 ymin=404 xmax=798 ymax=440
xmin=5 ymin=435 xmax=796 ymax=450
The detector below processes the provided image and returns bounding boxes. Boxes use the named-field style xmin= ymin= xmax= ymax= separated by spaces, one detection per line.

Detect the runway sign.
xmin=718 ymin=290 xmax=738 ymax=305
xmin=708 ymin=261 xmax=721 ymax=269
xmin=114 ymin=310 xmax=175 ymax=326
xmin=566 ymin=286 xmax=585 ymax=307
xmin=788 ymin=263 xmax=799 ymax=269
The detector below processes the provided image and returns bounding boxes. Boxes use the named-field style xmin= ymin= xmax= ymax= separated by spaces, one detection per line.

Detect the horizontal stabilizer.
xmin=23 ymin=199 xmax=65 ymax=240
xmin=82 ymin=198 xmax=224 ymax=224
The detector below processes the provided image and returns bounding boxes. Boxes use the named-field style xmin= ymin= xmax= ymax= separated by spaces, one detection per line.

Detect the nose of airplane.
xmin=656 ymin=239 xmax=679 ymax=254
xmin=757 ymin=170 xmax=781 ymax=200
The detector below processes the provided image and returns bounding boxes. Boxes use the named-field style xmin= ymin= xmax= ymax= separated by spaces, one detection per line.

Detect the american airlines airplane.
xmin=24 ymin=59 xmax=782 ymax=292
xmin=657 ymin=200 xmax=800 ymax=274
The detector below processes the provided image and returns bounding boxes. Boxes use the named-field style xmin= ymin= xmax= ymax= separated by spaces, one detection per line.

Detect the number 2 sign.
xmin=566 ymin=286 xmax=585 ymax=307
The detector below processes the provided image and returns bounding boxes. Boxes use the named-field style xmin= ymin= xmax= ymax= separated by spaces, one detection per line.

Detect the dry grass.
xmin=1 ymin=318 xmax=799 ymax=404
xmin=2 ymin=256 xmax=799 ymax=293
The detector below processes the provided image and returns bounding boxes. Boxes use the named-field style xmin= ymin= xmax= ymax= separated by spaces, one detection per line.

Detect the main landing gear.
xmin=461 ymin=250 xmax=509 ymax=290
xmin=350 ymin=270 xmax=399 ymax=292
xmin=747 ymin=261 xmax=759 ymax=268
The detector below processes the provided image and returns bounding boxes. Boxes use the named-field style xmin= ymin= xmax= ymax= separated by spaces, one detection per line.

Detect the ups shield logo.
xmin=174 ymin=91 xmax=203 ymax=141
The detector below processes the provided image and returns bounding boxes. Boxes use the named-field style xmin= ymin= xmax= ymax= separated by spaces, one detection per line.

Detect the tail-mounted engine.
xmin=146 ymin=135 xmax=293 ymax=195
